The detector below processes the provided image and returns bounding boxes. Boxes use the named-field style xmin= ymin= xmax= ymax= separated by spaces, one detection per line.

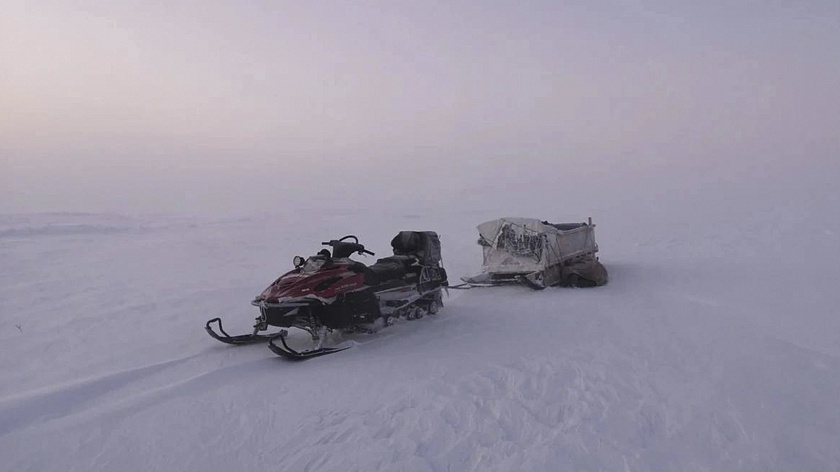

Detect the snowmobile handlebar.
xmin=321 ymin=235 xmax=358 ymax=244
xmin=321 ymin=238 xmax=375 ymax=256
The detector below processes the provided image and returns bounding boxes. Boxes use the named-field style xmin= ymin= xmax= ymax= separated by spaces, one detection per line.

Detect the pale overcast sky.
xmin=1 ymin=1 xmax=838 ymax=213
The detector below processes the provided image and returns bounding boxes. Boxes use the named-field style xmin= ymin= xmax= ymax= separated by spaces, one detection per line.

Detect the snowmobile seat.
xmin=366 ymin=257 xmax=409 ymax=283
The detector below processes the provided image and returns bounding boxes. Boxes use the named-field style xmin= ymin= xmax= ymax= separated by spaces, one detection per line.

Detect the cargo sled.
xmin=461 ymin=217 xmax=607 ymax=289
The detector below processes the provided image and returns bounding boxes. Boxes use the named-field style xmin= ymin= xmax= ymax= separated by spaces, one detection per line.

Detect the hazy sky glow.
xmin=1 ymin=0 xmax=838 ymax=213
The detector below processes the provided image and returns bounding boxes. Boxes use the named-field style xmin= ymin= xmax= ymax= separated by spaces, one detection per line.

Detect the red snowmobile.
xmin=205 ymin=232 xmax=448 ymax=359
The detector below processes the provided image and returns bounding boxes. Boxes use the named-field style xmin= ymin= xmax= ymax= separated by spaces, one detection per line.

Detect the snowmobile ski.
xmin=205 ymin=318 xmax=277 ymax=345
xmin=267 ymin=330 xmax=351 ymax=360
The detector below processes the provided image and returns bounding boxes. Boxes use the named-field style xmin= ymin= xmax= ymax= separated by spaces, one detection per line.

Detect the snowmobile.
xmin=205 ymin=232 xmax=448 ymax=359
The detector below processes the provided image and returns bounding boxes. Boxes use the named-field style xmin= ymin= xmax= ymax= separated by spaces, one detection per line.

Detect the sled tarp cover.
xmin=476 ymin=217 xmax=598 ymax=275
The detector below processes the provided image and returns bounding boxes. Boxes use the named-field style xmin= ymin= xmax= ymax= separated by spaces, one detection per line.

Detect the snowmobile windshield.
xmin=302 ymin=257 xmax=327 ymax=273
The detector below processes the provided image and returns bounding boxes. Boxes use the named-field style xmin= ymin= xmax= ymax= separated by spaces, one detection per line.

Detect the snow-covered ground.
xmin=1 ymin=170 xmax=839 ymax=471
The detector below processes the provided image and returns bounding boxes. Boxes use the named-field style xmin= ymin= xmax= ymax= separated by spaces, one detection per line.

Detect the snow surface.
xmin=2 ymin=177 xmax=840 ymax=471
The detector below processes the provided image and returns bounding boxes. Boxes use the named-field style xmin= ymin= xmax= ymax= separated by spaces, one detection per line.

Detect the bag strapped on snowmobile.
xmin=390 ymin=231 xmax=442 ymax=267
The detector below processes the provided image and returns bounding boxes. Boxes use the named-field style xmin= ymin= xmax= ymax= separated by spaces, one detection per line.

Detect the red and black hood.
xmin=255 ymin=260 xmax=366 ymax=303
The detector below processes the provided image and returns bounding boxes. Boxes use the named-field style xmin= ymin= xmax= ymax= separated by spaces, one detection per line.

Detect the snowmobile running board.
xmin=205 ymin=318 xmax=277 ymax=345
xmin=268 ymin=330 xmax=351 ymax=360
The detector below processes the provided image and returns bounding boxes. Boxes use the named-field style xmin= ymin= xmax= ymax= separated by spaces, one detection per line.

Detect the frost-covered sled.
xmin=462 ymin=217 xmax=607 ymax=289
